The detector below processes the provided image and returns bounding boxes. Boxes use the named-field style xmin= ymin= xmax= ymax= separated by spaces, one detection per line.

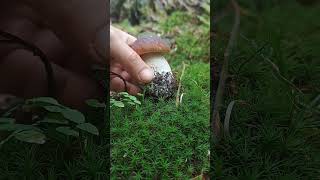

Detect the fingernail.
xmin=138 ymin=68 xmax=154 ymax=83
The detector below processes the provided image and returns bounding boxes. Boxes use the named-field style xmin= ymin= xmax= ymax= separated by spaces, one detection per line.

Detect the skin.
xmin=0 ymin=1 xmax=154 ymax=110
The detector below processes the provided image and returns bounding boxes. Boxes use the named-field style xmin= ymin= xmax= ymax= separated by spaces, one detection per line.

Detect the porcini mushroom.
xmin=130 ymin=34 xmax=177 ymax=99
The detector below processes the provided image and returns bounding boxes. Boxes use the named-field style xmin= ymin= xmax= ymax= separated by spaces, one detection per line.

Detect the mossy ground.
xmin=111 ymin=11 xmax=210 ymax=178
xmin=213 ymin=1 xmax=320 ymax=179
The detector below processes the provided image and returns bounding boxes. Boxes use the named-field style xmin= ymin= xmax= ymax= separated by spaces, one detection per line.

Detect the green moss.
xmin=111 ymin=63 xmax=209 ymax=178
xmin=110 ymin=10 xmax=210 ymax=178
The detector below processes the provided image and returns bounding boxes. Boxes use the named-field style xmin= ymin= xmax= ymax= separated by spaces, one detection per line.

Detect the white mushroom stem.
xmin=141 ymin=53 xmax=172 ymax=74
xmin=140 ymin=53 xmax=176 ymax=99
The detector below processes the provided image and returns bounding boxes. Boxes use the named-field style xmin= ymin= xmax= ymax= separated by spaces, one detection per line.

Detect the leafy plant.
xmin=0 ymin=97 xmax=99 ymax=147
xmin=110 ymin=92 xmax=142 ymax=108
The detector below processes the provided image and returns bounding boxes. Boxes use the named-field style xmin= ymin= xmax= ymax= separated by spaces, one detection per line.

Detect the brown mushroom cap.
xmin=129 ymin=34 xmax=171 ymax=55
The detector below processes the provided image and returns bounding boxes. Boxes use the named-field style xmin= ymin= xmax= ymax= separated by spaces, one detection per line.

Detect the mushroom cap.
xmin=129 ymin=33 xmax=171 ymax=55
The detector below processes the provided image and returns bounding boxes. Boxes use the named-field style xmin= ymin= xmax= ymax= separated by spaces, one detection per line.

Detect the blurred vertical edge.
xmin=210 ymin=0 xmax=221 ymax=179
xmin=104 ymin=0 xmax=110 ymax=178
xmin=209 ymin=0 xmax=215 ymax=178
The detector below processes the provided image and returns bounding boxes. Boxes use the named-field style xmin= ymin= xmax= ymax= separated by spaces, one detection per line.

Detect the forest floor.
xmin=111 ymin=11 xmax=210 ymax=178
xmin=213 ymin=1 xmax=320 ymax=179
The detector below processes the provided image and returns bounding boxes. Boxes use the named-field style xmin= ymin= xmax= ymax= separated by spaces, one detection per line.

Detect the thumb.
xmin=110 ymin=39 xmax=154 ymax=84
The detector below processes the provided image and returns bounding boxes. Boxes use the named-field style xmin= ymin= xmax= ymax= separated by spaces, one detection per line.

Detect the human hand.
xmin=110 ymin=25 xmax=154 ymax=95
xmin=0 ymin=1 xmax=105 ymax=110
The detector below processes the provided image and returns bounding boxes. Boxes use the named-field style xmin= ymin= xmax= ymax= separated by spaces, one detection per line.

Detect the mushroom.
xmin=130 ymin=34 xmax=177 ymax=99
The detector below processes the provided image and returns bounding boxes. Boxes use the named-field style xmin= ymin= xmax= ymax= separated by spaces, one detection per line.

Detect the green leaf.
xmin=14 ymin=130 xmax=46 ymax=144
xmin=0 ymin=118 xmax=15 ymax=124
xmin=128 ymin=96 xmax=137 ymax=101
xmin=61 ymin=109 xmax=85 ymax=124
xmin=0 ymin=124 xmax=35 ymax=131
xmin=56 ymin=127 xmax=79 ymax=137
xmin=133 ymin=100 xmax=141 ymax=105
xmin=26 ymin=97 xmax=60 ymax=106
xmin=38 ymin=118 xmax=68 ymax=125
xmin=112 ymin=101 xmax=125 ymax=108
xmin=43 ymin=105 xmax=64 ymax=113
xmin=126 ymin=102 xmax=136 ymax=105
xmin=76 ymin=123 xmax=99 ymax=135
xmin=0 ymin=132 xmax=16 ymax=148
xmin=86 ymin=99 xmax=106 ymax=108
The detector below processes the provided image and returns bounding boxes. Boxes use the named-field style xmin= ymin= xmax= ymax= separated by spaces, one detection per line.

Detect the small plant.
xmin=110 ymin=92 xmax=142 ymax=108
xmin=0 ymin=97 xmax=99 ymax=148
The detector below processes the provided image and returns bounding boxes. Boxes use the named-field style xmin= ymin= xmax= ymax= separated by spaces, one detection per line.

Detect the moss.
xmin=111 ymin=10 xmax=210 ymax=179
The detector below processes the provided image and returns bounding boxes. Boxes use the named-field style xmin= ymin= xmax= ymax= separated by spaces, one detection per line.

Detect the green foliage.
xmin=0 ymin=97 xmax=107 ymax=179
xmin=213 ymin=2 xmax=320 ymax=178
xmin=85 ymin=99 xmax=106 ymax=108
xmin=0 ymin=97 xmax=99 ymax=148
xmin=110 ymin=92 xmax=142 ymax=108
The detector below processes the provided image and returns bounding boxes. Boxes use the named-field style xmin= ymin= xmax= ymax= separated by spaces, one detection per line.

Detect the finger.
xmin=0 ymin=49 xmax=103 ymax=110
xmin=22 ymin=0 xmax=107 ymax=64
xmin=110 ymin=40 xmax=154 ymax=84
xmin=61 ymin=53 xmax=93 ymax=75
xmin=110 ymin=64 xmax=123 ymax=72
xmin=111 ymin=26 xmax=136 ymax=44
xmin=32 ymin=28 xmax=68 ymax=65
xmin=120 ymin=71 xmax=131 ymax=82
xmin=0 ymin=15 xmax=38 ymax=57
xmin=125 ymin=33 xmax=137 ymax=45
xmin=110 ymin=77 xmax=141 ymax=95
xmin=110 ymin=65 xmax=132 ymax=82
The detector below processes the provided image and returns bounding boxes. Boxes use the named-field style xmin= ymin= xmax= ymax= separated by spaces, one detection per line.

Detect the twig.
xmin=212 ymin=0 xmax=240 ymax=139
xmin=239 ymin=34 xmax=303 ymax=95
xmin=175 ymin=62 xmax=186 ymax=108
xmin=260 ymin=54 xmax=303 ymax=94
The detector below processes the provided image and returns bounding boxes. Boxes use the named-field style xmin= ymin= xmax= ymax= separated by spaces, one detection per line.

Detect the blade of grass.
xmin=175 ymin=62 xmax=187 ymax=108
xmin=223 ymin=100 xmax=236 ymax=138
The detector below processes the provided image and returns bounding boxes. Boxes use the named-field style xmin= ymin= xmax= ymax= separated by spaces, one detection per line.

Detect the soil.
xmin=145 ymin=71 xmax=177 ymax=99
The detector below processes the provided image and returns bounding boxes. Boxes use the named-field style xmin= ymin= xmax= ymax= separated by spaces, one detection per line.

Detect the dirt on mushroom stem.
xmin=145 ymin=70 xmax=177 ymax=99
xmin=129 ymin=34 xmax=177 ymax=99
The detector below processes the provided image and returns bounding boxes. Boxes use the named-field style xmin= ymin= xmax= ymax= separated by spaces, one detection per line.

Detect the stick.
xmin=175 ymin=62 xmax=186 ymax=108
xmin=212 ymin=0 xmax=240 ymax=139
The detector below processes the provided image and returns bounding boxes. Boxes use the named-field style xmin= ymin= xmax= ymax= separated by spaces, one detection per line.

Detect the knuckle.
xmin=126 ymin=51 xmax=142 ymax=66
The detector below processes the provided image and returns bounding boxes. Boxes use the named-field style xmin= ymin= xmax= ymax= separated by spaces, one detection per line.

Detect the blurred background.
xmin=212 ymin=0 xmax=320 ymax=179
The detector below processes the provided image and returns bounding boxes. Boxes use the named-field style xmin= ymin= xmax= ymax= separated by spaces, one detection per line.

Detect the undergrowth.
xmin=213 ymin=1 xmax=320 ymax=179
